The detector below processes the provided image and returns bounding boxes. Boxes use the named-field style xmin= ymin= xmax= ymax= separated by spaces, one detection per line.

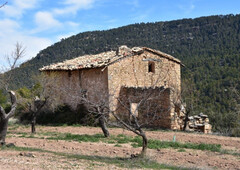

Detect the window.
xmin=148 ymin=61 xmax=155 ymax=73
xmin=130 ymin=103 xmax=139 ymax=118
xmin=164 ymin=81 xmax=167 ymax=86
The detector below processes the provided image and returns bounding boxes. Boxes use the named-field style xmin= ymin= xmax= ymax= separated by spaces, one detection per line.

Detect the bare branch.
xmin=0 ymin=42 xmax=24 ymax=144
xmin=1 ymin=42 xmax=26 ymax=91
xmin=110 ymin=111 xmax=141 ymax=136
xmin=0 ymin=91 xmax=17 ymax=120
xmin=9 ymin=42 xmax=26 ymax=70
xmin=0 ymin=2 xmax=7 ymax=8
xmin=0 ymin=106 xmax=7 ymax=120
xmin=6 ymin=91 xmax=17 ymax=119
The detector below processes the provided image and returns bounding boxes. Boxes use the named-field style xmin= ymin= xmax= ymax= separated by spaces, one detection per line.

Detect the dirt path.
xmin=1 ymin=125 xmax=240 ymax=170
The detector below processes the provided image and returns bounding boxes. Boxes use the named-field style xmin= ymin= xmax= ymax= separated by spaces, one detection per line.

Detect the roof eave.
xmin=142 ymin=47 xmax=184 ymax=67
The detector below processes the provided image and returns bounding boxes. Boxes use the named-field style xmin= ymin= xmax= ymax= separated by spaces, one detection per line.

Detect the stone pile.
xmin=186 ymin=113 xmax=212 ymax=134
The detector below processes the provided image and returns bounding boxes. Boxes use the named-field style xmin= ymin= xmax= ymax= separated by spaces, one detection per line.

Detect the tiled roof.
xmin=40 ymin=46 xmax=182 ymax=71
xmin=40 ymin=51 xmax=117 ymax=71
xmin=143 ymin=47 xmax=182 ymax=65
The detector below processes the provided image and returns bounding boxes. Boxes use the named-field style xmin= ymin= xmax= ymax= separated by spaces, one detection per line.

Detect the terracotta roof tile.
xmin=40 ymin=46 xmax=182 ymax=71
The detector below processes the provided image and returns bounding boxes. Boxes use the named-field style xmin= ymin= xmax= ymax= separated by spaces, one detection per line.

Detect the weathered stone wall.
xmin=117 ymin=87 xmax=175 ymax=129
xmin=108 ymin=51 xmax=180 ymax=89
xmin=81 ymin=68 xmax=109 ymax=104
xmin=43 ymin=68 xmax=108 ymax=110
xmin=107 ymin=50 xmax=182 ymax=129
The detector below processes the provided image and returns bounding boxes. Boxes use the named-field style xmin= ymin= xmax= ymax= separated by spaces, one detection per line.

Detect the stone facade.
xmin=40 ymin=46 xmax=184 ymax=130
xmin=43 ymin=68 xmax=108 ymax=109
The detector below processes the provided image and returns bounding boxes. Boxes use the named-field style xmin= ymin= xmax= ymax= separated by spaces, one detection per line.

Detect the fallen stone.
xmin=19 ymin=152 xmax=36 ymax=158
xmin=194 ymin=116 xmax=201 ymax=119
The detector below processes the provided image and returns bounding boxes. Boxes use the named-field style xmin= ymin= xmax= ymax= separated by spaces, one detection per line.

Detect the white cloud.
xmin=66 ymin=21 xmax=80 ymax=27
xmin=1 ymin=0 xmax=38 ymax=18
xmin=14 ymin=0 xmax=38 ymax=9
xmin=0 ymin=36 xmax=52 ymax=66
xmin=28 ymin=0 xmax=96 ymax=33
xmin=0 ymin=0 xmax=98 ymax=67
xmin=178 ymin=0 xmax=196 ymax=14
xmin=33 ymin=11 xmax=62 ymax=32
xmin=126 ymin=0 xmax=139 ymax=9
xmin=53 ymin=0 xmax=95 ymax=15
xmin=0 ymin=18 xmax=52 ymax=68
xmin=0 ymin=19 xmax=20 ymax=35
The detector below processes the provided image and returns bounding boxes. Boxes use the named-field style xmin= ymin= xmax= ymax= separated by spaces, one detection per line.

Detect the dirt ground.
xmin=0 ymin=125 xmax=240 ymax=170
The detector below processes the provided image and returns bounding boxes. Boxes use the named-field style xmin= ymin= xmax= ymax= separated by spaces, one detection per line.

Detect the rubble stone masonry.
xmin=42 ymin=46 xmax=183 ymax=130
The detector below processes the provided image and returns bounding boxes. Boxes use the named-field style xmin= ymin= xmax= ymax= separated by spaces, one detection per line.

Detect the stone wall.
xmin=80 ymin=68 xmax=108 ymax=105
xmin=43 ymin=68 xmax=108 ymax=110
xmin=117 ymin=87 xmax=176 ymax=129
xmin=107 ymin=50 xmax=182 ymax=129
xmin=108 ymin=50 xmax=181 ymax=91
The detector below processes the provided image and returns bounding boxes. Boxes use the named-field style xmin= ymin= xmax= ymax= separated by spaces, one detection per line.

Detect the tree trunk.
xmin=0 ymin=118 xmax=9 ymax=145
xmin=30 ymin=97 xmax=47 ymax=134
xmin=0 ymin=91 xmax=17 ymax=145
xmin=31 ymin=112 xmax=36 ymax=134
xmin=99 ymin=116 xmax=109 ymax=137
xmin=140 ymin=132 xmax=148 ymax=157
xmin=183 ymin=110 xmax=190 ymax=131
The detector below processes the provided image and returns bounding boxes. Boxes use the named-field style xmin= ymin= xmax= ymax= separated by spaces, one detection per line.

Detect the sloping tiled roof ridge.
xmin=40 ymin=46 xmax=182 ymax=71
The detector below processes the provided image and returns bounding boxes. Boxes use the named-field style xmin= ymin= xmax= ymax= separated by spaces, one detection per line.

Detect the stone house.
xmin=40 ymin=46 xmax=184 ymax=130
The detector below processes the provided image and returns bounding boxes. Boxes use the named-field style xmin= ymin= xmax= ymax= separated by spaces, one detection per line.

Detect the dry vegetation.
xmin=0 ymin=124 xmax=239 ymax=169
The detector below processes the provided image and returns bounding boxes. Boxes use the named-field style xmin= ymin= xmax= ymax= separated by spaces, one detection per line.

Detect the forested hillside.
xmin=4 ymin=14 xmax=240 ymax=134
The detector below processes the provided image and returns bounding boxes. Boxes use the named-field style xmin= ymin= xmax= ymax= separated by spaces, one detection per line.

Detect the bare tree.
xmin=81 ymin=97 xmax=110 ymax=137
xmin=0 ymin=42 xmax=25 ymax=145
xmin=111 ymin=111 xmax=148 ymax=156
xmin=109 ymin=86 xmax=180 ymax=157
xmin=1 ymin=42 xmax=26 ymax=90
xmin=0 ymin=1 xmax=7 ymax=8
xmin=28 ymin=96 xmax=48 ymax=134
xmin=0 ymin=91 xmax=16 ymax=145
xmin=39 ymin=70 xmax=111 ymax=137
xmin=17 ymin=75 xmax=50 ymax=134
xmin=77 ymin=85 xmax=179 ymax=157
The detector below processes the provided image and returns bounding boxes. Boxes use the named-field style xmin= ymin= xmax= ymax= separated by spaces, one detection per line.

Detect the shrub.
xmin=18 ymin=104 xmax=95 ymax=126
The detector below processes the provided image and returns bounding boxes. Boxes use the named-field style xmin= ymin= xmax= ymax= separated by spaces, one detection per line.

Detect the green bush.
xmin=0 ymin=89 xmax=7 ymax=105
xmin=17 ymin=87 xmax=32 ymax=98
xmin=18 ymin=104 xmax=94 ymax=126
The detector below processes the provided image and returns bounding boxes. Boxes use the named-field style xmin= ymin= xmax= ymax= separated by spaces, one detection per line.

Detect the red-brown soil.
xmin=0 ymin=125 xmax=239 ymax=170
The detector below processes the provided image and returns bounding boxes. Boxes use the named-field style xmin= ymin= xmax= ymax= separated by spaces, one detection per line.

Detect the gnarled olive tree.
xmin=0 ymin=42 xmax=25 ymax=145
xmin=0 ymin=91 xmax=16 ymax=145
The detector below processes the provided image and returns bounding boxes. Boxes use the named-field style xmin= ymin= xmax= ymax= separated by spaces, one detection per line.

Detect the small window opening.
xmin=130 ymin=103 xmax=139 ymax=118
xmin=148 ymin=61 xmax=155 ymax=73
xmin=164 ymin=81 xmax=167 ymax=86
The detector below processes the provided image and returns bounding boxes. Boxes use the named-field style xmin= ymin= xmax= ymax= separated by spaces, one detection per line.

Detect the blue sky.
xmin=0 ymin=0 xmax=240 ymax=68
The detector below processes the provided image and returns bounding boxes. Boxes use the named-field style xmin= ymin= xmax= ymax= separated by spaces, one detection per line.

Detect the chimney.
xmin=118 ymin=45 xmax=131 ymax=56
